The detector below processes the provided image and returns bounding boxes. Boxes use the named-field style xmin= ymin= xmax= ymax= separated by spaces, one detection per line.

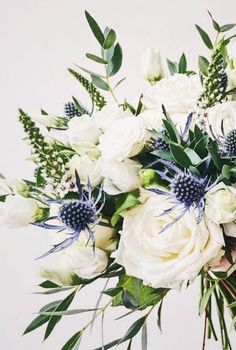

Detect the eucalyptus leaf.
xmin=195 ymin=25 xmax=213 ymax=49
xmin=39 ymin=308 xmax=99 ymax=316
xmin=103 ymin=29 xmax=116 ymax=49
xmin=220 ymin=24 xmax=236 ymax=32
xmin=178 ymin=53 xmax=187 ymax=73
xmin=198 ymin=56 xmax=209 ymax=76
xmin=39 ymin=280 xmax=60 ymax=289
xmin=170 ymin=144 xmax=192 ymax=168
xmin=103 ymin=287 xmax=123 ymax=297
xmin=91 ymin=75 xmax=110 ymax=91
xmin=86 ymin=53 xmax=108 ymax=64
xmin=166 ymin=59 xmax=178 ymax=75
xmin=85 ymin=11 xmax=105 ymax=46
xmin=108 ymin=43 xmax=122 ymax=76
xmin=94 ymin=338 xmax=121 ymax=350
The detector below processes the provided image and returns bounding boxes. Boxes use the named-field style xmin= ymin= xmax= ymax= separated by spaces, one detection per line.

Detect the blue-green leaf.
xmin=91 ymin=75 xmax=110 ymax=91
xmin=178 ymin=53 xmax=187 ymax=73
xmin=86 ymin=53 xmax=108 ymax=64
xmin=195 ymin=25 xmax=213 ymax=49
xmin=103 ymin=29 xmax=116 ymax=49
xmin=85 ymin=11 xmax=104 ymax=46
xmin=108 ymin=43 xmax=122 ymax=76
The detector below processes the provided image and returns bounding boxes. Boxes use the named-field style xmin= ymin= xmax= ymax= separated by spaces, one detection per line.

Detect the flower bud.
xmin=139 ymin=169 xmax=158 ymax=187
xmin=141 ymin=48 xmax=164 ymax=84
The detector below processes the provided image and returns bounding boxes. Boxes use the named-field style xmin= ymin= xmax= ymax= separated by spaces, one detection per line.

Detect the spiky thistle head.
xmin=64 ymin=102 xmax=80 ymax=118
xmin=224 ymin=129 xmax=236 ymax=156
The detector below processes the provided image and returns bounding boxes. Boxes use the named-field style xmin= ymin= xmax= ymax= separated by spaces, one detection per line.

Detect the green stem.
xmin=106 ymin=75 xmax=119 ymax=104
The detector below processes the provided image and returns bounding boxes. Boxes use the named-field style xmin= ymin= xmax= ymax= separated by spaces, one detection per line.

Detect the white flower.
xmin=206 ymin=101 xmax=236 ymax=137
xmin=67 ymin=115 xmax=101 ymax=154
xmin=141 ymin=48 xmax=164 ymax=83
xmin=0 ymin=195 xmax=39 ymax=228
xmin=9 ymin=179 xmax=29 ymax=197
xmin=142 ymin=74 xmax=201 ymax=114
xmin=223 ymin=222 xmax=236 ymax=238
xmin=100 ymin=158 xmax=142 ymax=195
xmin=115 ymin=193 xmax=224 ymax=289
xmin=140 ymin=108 xmax=190 ymax=133
xmin=67 ymin=154 xmax=102 ymax=187
xmin=40 ymin=247 xmax=108 ymax=284
xmin=93 ymin=105 xmax=132 ymax=132
xmin=205 ymin=182 xmax=236 ymax=224
xmin=40 ymin=221 xmax=117 ymax=284
xmin=227 ymin=38 xmax=236 ymax=66
xmin=33 ymin=114 xmax=63 ymax=128
xmin=98 ymin=117 xmax=146 ymax=161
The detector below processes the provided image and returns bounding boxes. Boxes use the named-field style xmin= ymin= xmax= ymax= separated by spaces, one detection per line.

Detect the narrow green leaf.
xmin=122 ymin=290 xmax=139 ymax=310
xmin=178 ymin=53 xmax=187 ymax=73
xmin=170 ymin=144 xmax=192 ymax=168
xmin=61 ymin=331 xmax=82 ymax=350
xmin=39 ymin=308 xmax=98 ymax=317
xmin=118 ymin=316 xmax=146 ymax=344
xmin=162 ymin=119 xmax=180 ymax=144
xmin=85 ymin=11 xmax=105 ymax=46
xmin=151 ymin=150 xmax=173 ymax=161
xmin=141 ymin=322 xmax=147 ymax=350
xmin=0 ymin=195 xmax=7 ymax=202
xmin=103 ymin=29 xmax=116 ymax=49
xmin=108 ymin=43 xmax=122 ymax=76
xmin=199 ymin=283 xmax=217 ymax=315
xmin=208 ymin=11 xmax=221 ymax=32
xmin=207 ymin=144 xmax=222 ymax=169
xmin=91 ymin=75 xmax=110 ymax=91
xmin=44 ymin=291 xmax=76 ymax=340
xmin=86 ymin=53 xmax=108 ymax=64
xmin=195 ymin=25 xmax=213 ymax=49
xmin=157 ymin=300 xmax=164 ymax=333
xmin=23 ymin=301 xmax=60 ymax=334
xmin=114 ymin=77 xmax=127 ymax=89
xmin=94 ymin=338 xmax=121 ymax=350
xmin=166 ymin=59 xmax=178 ymax=75
xmin=220 ymin=24 xmax=236 ymax=32
xmin=39 ymin=280 xmax=60 ymax=289
xmin=198 ymin=56 xmax=209 ymax=76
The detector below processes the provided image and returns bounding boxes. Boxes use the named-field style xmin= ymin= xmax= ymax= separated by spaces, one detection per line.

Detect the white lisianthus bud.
xmin=205 ymin=182 xmax=236 ymax=224
xmin=0 ymin=195 xmax=40 ymax=228
xmin=33 ymin=114 xmax=64 ymax=128
xmin=9 ymin=179 xmax=29 ymax=197
xmin=141 ymin=48 xmax=164 ymax=84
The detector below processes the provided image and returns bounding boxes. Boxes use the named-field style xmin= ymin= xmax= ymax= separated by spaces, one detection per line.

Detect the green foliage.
xmin=167 ymin=53 xmax=195 ymax=76
xmin=68 ymin=69 xmax=106 ymax=109
xmin=61 ymin=330 xmax=82 ymax=350
xmin=195 ymin=25 xmax=213 ymax=49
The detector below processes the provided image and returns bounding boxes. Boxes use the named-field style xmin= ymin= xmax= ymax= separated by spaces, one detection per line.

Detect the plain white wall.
xmin=0 ymin=0 xmax=236 ymax=349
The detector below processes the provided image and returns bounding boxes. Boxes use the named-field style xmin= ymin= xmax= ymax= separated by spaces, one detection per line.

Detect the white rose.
xmin=67 ymin=154 xmax=102 ymax=187
xmin=100 ymin=158 xmax=142 ymax=195
xmin=99 ymin=117 xmax=146 ymax=161
xmin=0 ymin=195 xmax=39 ymax=228
xmin=40 ymin=247 xmax=108 ymax=284
xmin=93 ymin=105 xmax=132 ymax=132
xmin=67 ymin=115 xmax=101 ymax=154
xmin=223 ymin=222 xmax=236 ymax=238
xmin=142 ymin=74 xmax=201 ymax=114
xmin=206 ymin=101 xmax=236 ymax=137
xmin=115 ymin=193 xmax=224 ymax=289
xmin=40 ymin=220 xmax=117 ymax=284
xmin=140 ymin=108 xmax=190 ymax=133
xmin=141 ymin=48 xmax=164 ymax=84
xmin=205 ymin=182 xmax=236 ymax=224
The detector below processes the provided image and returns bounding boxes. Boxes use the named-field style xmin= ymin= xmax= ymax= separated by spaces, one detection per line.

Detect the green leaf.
xmin=195 ymin=25 xmax=213 ymax=49
xmin=44 ymin=291 xmax=76 ymax=340
xmin=103 ymin=287 xmax=123 ymax=297
xmin=170 ymin=144 xmax=192 ymax=168
xmin=207 ymin=143 xmax=222 ymax=169
xmin=208 ymin=11 xmax=221 ymax=32
xmin=122 ymin=290 xmax=139 ymax=309
xmin=222 ymin=164 xmax=231 ymax=179
xmin=127 ymin=339 xmax=132 ymax=350
xmin=184 ymin=148 xmax=202 ymax=165
xmin=0 ymin=195 xmax=7 ymax=202
xmin=91 ymin=75 xmax=110 ymax=91
xmin=118 ymin=316 xmax=146 ymax=344
xmin=86 ymin=53 xmax=108 ymax=64
xmin=157 ymin=300 xmax=164 ymax=332
xmin=151 ymin=150 xmax=173 ymax=161
xmin=108 ymin=43 xmax=122 ymax=76
xmin=178 ymin=53 xmax=187 ymax=73
xmin=199 ymin=283 xmax=217 ymax=315
xmin=141 ymin=322 xmax=147 ymax=350
xmin=23 ymin=301 xmax=61 ymax=334
xmin=39 ymin=308 xmax=98 ymax=317
xmin=39 ymin=280 xmax=60 ymax=289
xmin=94 ymin=338 xmax=121 ymax=350
xmin=85 ymin=11 xmax=105 ymax=46
xmin=166 ymin=59 xmax=178 ymax=75
xmin=114 ymin=77 xmax=127 ymax=89
xmin=198 ymin=56 xmax=209 ymax=76
xmin=162 ymin=119 xmax=180 ymax=144
xmin=61 ymin=331 xmax=82 ymax=350
xmin=220 ymin=24 xmax=236 ymax=32
xmin=103 ymin=29 xmax=116 ymax=49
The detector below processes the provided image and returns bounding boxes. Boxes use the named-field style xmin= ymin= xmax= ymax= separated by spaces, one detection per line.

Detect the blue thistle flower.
xmin=209 ymin=121 xmax=236 ymax=158
xmin=34 ymin=172 xmax=105 ymax=259
xmin=151 ymin=130 xmax=169 ymax=151
xmin=149 ymin=160 xmax=217 ymax=232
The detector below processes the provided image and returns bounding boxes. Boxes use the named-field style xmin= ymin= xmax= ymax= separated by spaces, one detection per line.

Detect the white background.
xmin=0 ymin=0 xmax=236 ymax=349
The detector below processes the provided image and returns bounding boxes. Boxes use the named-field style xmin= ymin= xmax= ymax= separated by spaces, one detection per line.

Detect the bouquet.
xmin=1 ymin=10 xmax=236 ymax=350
